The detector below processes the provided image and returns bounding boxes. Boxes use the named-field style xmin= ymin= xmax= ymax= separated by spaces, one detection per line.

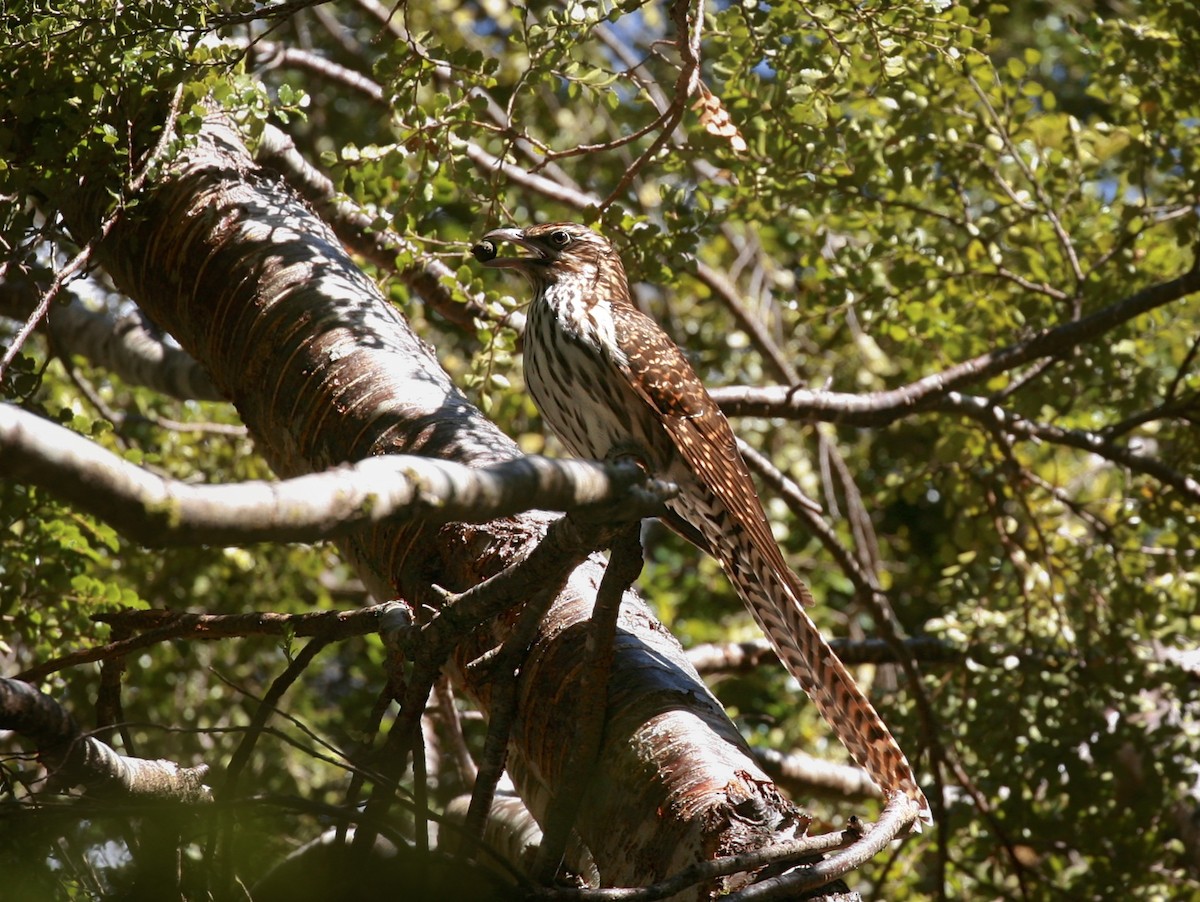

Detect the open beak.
xmin=473 ymin=227 xmax=549 ymax=269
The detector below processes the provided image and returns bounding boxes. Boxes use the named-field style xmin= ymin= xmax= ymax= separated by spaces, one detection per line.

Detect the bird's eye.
xmin=549 ymin=229 xmax=571 ymax=248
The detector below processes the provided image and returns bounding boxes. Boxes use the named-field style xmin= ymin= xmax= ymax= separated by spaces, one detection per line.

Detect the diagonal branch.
xmin=0 ymin=677 xmax=211 ymax=802
xmin=0 ymin=403 xmax=673 ymax=546
xmin=938 ymin=391 xmax=1200 ymax=504
xmin=712 ymin=252 xmax=1200 ymax=427
xmin=598 ymin=0 xmax=705 ymax=211
xmin=533 ymin=525 xmax=644 ymax=881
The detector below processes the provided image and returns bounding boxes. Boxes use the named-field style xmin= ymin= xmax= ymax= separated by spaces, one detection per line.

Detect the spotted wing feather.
xmin=612 ymin=302 xmax=932 ymax=826
xmin=611 ymin=306 xmax=815 ymax=607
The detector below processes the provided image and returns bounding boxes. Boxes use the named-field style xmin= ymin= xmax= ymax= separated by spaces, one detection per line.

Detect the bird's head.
xmin=474 ymin=222 xmax=624 ymax=291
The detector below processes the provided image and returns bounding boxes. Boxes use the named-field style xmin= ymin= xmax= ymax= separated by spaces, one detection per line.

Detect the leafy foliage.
xmin=2 ymin=0 xmax=1199 ymax=899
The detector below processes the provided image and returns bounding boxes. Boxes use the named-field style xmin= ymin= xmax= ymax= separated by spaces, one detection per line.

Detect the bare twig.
xmin=353 ymin=512 xmax=639 ymax=857
xmin=1165 ymin=326 xmax=1200 ymax=403
xmin=223 ymin=637 xmax=332 ymax=796
xmin=1 ymin=85 xmax=184 ymax=382
xmin=456 ymin=516 xmax=637 ymax=856
xmin=17 ymin=604 xmax=402 ymax=684
xmin=460 ymin=564 xmax=567 ymax=856
xmin=940 ymin=392 xmax=1200 ymax=504
xmin=694 ymin=261 xmax=798 ymax=385
xmin=435 ymin=677 xmax=478 ymax=789
xmin=215 ymin=636 xmax=331 ymax=895
xmin=1 ymin=243 xmax=106 ymax=382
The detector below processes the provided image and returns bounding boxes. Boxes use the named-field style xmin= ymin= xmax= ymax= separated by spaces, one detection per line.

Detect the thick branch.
xmin=254 ymin=123 xmax=488 ymax=331
xmin=755 ymin=747 xmax=883 ymax=803
xmin=688 ymin=637 xmax=961 ymax=674
xmin=0 ymin=678 xmax=211 ymax=802
xmin=0 ymin=403 xmax=672 ymax=546
xmin=0 ymin=278 xmax=224 ymax=400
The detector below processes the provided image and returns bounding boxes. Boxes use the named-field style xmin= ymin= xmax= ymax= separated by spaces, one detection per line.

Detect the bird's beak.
xmin=474 ymin=227 xmax=548 ymax=269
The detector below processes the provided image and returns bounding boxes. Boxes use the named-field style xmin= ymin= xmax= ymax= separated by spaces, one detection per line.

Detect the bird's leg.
xmin=533 ymin=522 xmax=645 ymax=883
xmin=558 ymin=444 xmax=656 ymax=529
xmin=605 ymin=443 xmax=651 ymax=475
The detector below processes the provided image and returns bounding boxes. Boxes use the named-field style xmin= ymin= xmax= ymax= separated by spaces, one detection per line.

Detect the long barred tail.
xmin=723 ymin=552 xmax=934 ymax=828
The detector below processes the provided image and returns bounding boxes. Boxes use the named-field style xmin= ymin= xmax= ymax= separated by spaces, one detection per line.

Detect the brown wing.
xmin=609 ymin=302 xmax=931 ymax=825
xmin=612 ymin=303 xmax=815 ymax=608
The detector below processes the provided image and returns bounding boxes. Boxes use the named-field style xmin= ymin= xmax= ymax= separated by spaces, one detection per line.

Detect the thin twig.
xmin=217 ymin=636 xmax=330 ymax=895
xmin=598 ymin=0 xmax=704 ymax=211
xmin=711 ymin=248 xmax=1200 ymax=427
xmin=18 ymin=605 xmax=399 ymax=683
xmin=694 ymin=261 xmax=798 ymax=385
xmin=941 ymin=392 xmax=1200 ymax=503
xmin=455 ymin=518 xmax=629 ymax=854
xmin=435 ymin=676 xmax=478 ymax=789
xmin=460 ymin=570 xmax=566 ymax=856
xmin=968 ymin=71 xmax=1085 ymax=287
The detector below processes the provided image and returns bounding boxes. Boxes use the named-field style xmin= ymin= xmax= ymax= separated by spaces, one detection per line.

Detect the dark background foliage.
xmin=2 ymin=0 xmax=1198 ymax=898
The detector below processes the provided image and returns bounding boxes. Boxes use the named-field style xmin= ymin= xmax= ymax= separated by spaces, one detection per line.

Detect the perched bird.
xmin=476 ymin=222 xmax=931 ymax=827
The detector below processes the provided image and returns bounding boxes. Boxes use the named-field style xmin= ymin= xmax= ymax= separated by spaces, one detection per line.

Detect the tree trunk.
xmin=57 ymin=114 xmax=811 ymax=897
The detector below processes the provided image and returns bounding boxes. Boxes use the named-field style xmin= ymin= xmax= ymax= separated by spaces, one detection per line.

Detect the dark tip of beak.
xmin=472 ymin=240 xmax=497 ymax=263
xmin=474 ymin=227 xmax=545 ymax=269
